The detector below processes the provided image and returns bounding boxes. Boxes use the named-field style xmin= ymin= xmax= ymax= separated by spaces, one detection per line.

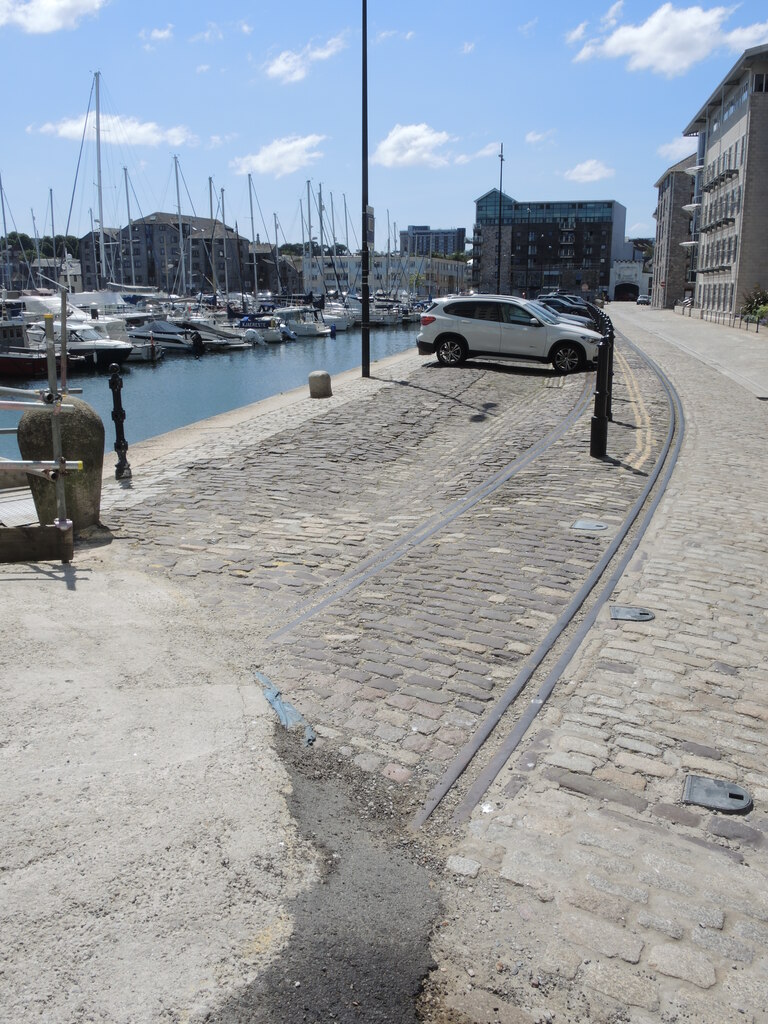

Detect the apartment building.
xmin=682 ymin=43 xmax=768 ymax=313
xmin=471 ymin=192 xmax=631 ymax=298
xmin=652 ymin=153 xmax=698 ymax=308
xmin=399 ymin=225 xmax=466 ymax=257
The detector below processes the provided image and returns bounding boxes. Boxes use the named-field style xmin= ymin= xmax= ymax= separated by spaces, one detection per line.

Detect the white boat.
xmin=279 ymin=305 xmax=332 ymax=337
xmin=26 ymin=322 xmax=133 ymax=369
xmin=127 ymin=320 xmax=193 ymax=353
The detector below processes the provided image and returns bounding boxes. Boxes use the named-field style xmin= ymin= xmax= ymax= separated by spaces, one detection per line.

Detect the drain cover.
xmin=610 ymin=605 xmax=655 ymax=622
xmin=572 ymin=519 xmax=608 ymax=531
xmin=683 ymin=775 xmax=753 ymax=814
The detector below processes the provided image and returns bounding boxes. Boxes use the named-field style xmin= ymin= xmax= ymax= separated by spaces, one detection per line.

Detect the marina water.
xmin=0 ymin=326 xmax=418 ymax=461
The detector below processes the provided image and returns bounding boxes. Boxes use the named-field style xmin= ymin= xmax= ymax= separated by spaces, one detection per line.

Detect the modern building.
xmin=681 ymin=43 xmax=768 ymax=314
xmin=399 ymin=225 xmax=466 ymax=257
xmin=471 ymin=192 xmax=632 ymax=298
xmin=651 ymin=154 xmax=698 ymax=308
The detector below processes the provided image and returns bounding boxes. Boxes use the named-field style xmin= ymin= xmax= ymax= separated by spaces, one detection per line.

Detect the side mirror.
xmin=529 ymin=317 xmax=540 ymax=326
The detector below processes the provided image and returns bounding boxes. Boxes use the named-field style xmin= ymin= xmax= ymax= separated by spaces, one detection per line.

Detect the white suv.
xmin=417 ymin=295 xmax=603 ymax=373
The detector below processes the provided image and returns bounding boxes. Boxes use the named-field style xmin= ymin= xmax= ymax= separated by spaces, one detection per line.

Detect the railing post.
xmin=108 ymin=363 xmax=132 ymax=480
xmin=590 ymin=339 xmax=609 ymax=459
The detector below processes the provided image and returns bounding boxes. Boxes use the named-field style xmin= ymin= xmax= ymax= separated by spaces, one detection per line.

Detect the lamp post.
xmin=495 ymin=143 xmax=504 ymax=294
xmin=361 ymin=0 xmax=370 ymax=378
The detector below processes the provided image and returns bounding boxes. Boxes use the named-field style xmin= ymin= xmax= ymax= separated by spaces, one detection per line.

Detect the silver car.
xmin=417 ymin=295 xmax=603 ymax=373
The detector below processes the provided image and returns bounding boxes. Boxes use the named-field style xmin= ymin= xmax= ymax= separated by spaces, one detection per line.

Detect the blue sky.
xmin=2 ymin=0 xmax=768 ymax=251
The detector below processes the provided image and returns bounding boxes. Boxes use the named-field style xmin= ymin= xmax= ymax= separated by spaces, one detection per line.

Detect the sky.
xmin=2 ymin=0 xmax=768 ymax=252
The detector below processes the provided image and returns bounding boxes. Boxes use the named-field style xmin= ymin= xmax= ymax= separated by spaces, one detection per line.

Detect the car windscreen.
xmin=526 ymin=301 xmax=559 ymax=324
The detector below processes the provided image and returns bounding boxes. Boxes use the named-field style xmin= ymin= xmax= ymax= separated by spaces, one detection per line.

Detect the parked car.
xmin=536 ymin=295 xmax=595 ymax=325
xmin=417 ymin=295 xmax=603 ymax=374
xmin=636 ymin=295 xmax=651 ymax=305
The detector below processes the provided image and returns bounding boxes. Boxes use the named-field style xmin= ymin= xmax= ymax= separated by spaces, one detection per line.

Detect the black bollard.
xmin=605 ymin=326 xmax=615 ymax=422
xmin=108 ymin=363 xmax=132 ymax=480
xmin=590 ymin=339 xmax=609 ymax=459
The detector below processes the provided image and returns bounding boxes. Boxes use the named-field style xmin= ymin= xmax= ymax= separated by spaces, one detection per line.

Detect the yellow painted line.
xmin=614 ymin=348 xmax=653 ymax=471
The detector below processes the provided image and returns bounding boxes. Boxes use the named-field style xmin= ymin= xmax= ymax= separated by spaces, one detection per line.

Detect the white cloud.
xmin=455 ymin=142 xmax=498 ymax=165
xmin=519 ymin=18 xmax=537 ymax=36
xmin=573 ymin=4 xmax=768 ymax=77
xmin=404 ymin=30 xmax=414 ymax=40
xmin=372 ymin=123 xmax=454 ymax=168
xmin=0 ymin=0 xmax=106 ymax=33
xmin=601 ymin=1 xmax=624 ymax=29
xmin=36 ymin=112 xmax=198 ymax=147
xmin=375 ymin=28 xmax=413 ymax=44
xmin=230 ymin=134 xmax=326 ymax=178
xmin=565 ymin=21 xmax=588 ymax=44
xmin=265 ymin=33 xmax=346 ymax=83
xmin=657 ymin=137 xmax=698 ymax=161
xmin=526 ymin=129 xmax=555 ymax=144
xmin=239 ymin=21 xmax=253 ymax=35
xmin=462 ymin=41 xmax=475 ymax=54
xmin=196 ymin=64 xmax=210 ymax=74
xmin=139 ymin=23 xmax=173 ymax=50
xmin=208 ymin=133 xmax=237 ymax=150
xmin=190 ymin=22 xmax=223 ymax=43
xmin=564 ymin=159 xmax=615 ymax=182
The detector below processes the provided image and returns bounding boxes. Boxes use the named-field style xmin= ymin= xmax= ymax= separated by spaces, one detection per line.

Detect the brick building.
xmin=471 ymin=191 xmax=631 ymax=298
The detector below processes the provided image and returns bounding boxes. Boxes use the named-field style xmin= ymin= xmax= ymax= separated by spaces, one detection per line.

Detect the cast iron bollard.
xmin=590 ymin=339 xmax=609 ymax=459
xmin=605 ymin=324 xmax=615 ymax=422
xmin=108 ymin=363 xmax=132 ymax=480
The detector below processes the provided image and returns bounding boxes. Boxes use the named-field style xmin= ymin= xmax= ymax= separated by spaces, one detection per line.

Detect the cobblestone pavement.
xmin=9 ymin=307 xmax=767 ymax=1023
xmin=437 ymin=307 xmax=768 ymax=1023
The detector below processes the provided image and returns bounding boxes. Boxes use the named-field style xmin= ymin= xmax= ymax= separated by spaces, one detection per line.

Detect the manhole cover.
xmin=683 ymin=775 xmax=753 ymax=814
xmin=610 ymin=605 xmax=655 ymax=622
xmin=572 ymin=519 xmax=608 ymax=531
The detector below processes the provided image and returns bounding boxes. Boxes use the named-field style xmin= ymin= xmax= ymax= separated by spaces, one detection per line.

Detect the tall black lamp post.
xmin=495 ymin=143 xmax=504 ymax=294
xmin=361 ymin=0 xmax=370 ymax=378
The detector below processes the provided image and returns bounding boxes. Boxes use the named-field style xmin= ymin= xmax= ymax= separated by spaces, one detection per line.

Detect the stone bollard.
xmin=17 ymin=396 xmax=105 ymax=532
xmin=308 ymin=370 xmax=332 ymax=399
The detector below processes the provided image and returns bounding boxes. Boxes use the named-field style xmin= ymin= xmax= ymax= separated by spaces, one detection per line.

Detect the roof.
xmin=654 ymin=152 xmax=698 ymax=189
xmin=683 ymin=43 xmax=768 ymax=135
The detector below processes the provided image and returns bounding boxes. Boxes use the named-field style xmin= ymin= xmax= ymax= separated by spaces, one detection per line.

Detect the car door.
xmin=448 ymin=300 xmax=501 ymax=354
xmin=499 ymin=301 xmax=546 ymax=357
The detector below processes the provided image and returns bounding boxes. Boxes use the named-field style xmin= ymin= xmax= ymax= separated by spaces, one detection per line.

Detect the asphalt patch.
xmin=207 ymin=732 xmax=442 ymax=1023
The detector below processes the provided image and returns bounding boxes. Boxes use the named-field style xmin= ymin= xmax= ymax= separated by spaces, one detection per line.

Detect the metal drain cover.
xmin=610 ymin=605 xmax=655 ymax=622
xmin=683 ymin=775 xmax=753 ymax=814
xmin=572 ymin=519 xmax=608 ymax=531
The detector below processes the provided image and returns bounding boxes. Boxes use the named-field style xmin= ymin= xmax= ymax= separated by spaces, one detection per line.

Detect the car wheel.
xmin=550 ymin=342 xmax=585 ymax=374
xmin=435 ymin=335 xmax=467 ymax=366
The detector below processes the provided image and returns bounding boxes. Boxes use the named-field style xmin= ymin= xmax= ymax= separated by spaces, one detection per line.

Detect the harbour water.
xmin=0 ymin=325 xmax=418 ymax=460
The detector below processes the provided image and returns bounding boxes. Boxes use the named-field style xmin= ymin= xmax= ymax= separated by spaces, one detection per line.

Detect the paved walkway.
xmin=2 ymin=307 xmax=767 ymax=1023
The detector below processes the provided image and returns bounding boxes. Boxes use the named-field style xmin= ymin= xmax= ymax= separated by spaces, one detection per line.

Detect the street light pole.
xmin=495 ymin=143 xmax=504 ymax=294
xmin=361 ymin=0 xmax=370 ymax=378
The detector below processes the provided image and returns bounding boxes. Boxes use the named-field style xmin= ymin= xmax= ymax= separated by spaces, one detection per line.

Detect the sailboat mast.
xmin=248 ymin=173 xmax=257 ymax=297
xmin=273 ymin=213 xmax=281 ymax=295
xmin=221 ymin=188 xmax=229 ymax=299
xmin=0 ymin=172 xmax=10 ymax=291
xmin=49 ymin=189 xmax=58 ymax=285
xmin=306 ymin=180 xmax=312 ymax=294
xmin=343 ymin=193 xmax=350 ymax=292
xmin=318 ymin=182 xmax=324 ymax=294
xmin=124 ymin=167 xmax=136 ymax=287
xmin=174 ymin=155 xmax=186 ymax=295
xmin=94 ymin=71 xmax=107 ymax=287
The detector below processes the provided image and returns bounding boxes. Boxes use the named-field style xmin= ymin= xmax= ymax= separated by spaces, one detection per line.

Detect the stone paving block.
xmin=708 ymin=817 xmax=764 ymax=848
xmin=544 ymin=767 xmax=649 ymax=811
xmin=580 ymin=961 xmax=659 ymax=1011
xmin=636 ymin=911 xmax=684 ymax=940
xmin=615 ymin=751 xmax=677 ymax=778
xmin=647 ymin=943 xmax=716 ymax=988
xmin=558 ymin=911 xmax=644 ymax=963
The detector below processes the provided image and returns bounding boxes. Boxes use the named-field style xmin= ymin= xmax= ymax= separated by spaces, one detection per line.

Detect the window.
xmin=502 ymin=302 xmax=535 ymax=325
xmin=755 ymin=73 xmax=765 ymax=92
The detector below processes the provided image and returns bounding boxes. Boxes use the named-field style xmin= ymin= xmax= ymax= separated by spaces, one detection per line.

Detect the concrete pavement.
xmin=2 ymin=306 xmax=767 ymax=1023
